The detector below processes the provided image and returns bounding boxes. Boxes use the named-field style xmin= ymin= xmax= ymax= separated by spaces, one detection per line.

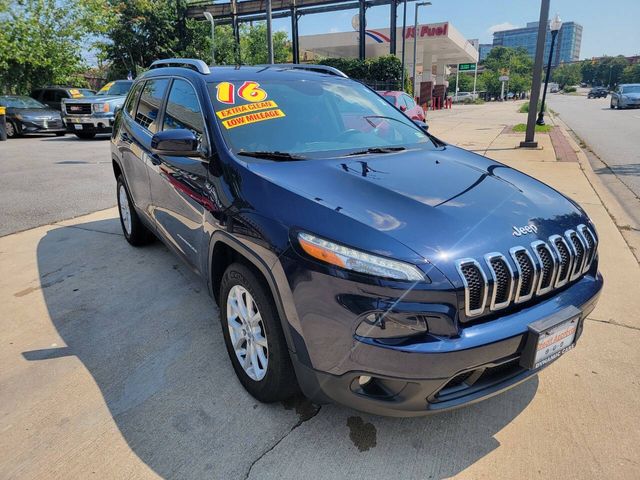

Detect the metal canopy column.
xmin=359 ymin=0 xmax=366 ymax=60
xmin=389 ymin=0 xmax=397 ymax=55
xmin=291 ymin=1 xmax=299 ymax=63
xmin=231 ymin=0 xmax=240 ymax=64
xmin=266 ymin=0 xmax=274 ymax=63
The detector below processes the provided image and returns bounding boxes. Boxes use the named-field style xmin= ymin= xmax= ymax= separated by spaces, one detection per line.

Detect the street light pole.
xmin=537 ymin=14 xmax=562 ymax=125
xmin=400 ymin=0 xmax=407 ymax=90
xmin=203 ymin=11 xmax=215 ymax=65
xmin=520 ymin=0 xmax=550 ymax=148
xmin=412 ymin=2 xmax=431 ymax=98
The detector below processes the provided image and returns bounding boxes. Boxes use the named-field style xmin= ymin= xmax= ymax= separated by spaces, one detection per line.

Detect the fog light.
xmin=358 ymin=375 xmax=372 ymax=386
xmin=355 ymin=312 xmax=428 ymax=339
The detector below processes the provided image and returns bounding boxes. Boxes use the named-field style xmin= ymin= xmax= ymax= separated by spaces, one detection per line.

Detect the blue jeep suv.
xmin=111 ymin=59 xmax=603 ymax=416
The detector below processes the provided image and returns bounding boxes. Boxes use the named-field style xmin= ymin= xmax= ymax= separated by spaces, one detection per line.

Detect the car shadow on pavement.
xmin=595 ymin=163 xmax=640 ymax=177
xmin=31 ymin=218 xmax=537 ymax=479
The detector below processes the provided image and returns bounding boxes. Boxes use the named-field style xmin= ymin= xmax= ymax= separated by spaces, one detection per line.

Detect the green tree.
xmin=552 ymin=62 xmax=581 ymax=88
xmin=480 ymin=46 xmax=533 ymax=96
xmin=239 ymin=23 xmax=290 ymax=64
xmin=319 ymin=56 xmax=409 ymax=91
xmin=621 ymin=63 xmax=640 ymax=83
xmin=0 ymin=0 xmax=110 ymax=94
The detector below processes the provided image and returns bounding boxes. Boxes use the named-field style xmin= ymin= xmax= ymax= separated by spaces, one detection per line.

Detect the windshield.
xmin=208 ymin=78 xmax=435 ymax=158
xmin=621 ymin=85 xmax=640 ymax=94
xmin=97 ymin=81 xmax=133 ymax=96
xmin=0 ymin=96 xmax=46 ymax=108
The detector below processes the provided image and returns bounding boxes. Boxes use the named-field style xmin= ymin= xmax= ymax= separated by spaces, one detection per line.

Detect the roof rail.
xmin=150 ymin=58 xmax=210 ymax=75
xmin=260 ymin=64 xmax=348 ymax=78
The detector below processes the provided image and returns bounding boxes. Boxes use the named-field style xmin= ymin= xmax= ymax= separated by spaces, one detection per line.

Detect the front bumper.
xmin=63 ymin=114 xmax=114 ymax=133
xmin=18 ymin=118 xmax=65 ymax=134
xmin=279 ymin=251 xmax=603 ymax=416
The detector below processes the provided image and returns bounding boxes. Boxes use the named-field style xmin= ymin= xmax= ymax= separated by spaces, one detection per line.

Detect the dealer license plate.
xmin=520 ymin=306 xmax=581 ymax=370
xmin=533 ymin=319 xmax=577 ymax=368
xmin=74 ymin=124 xmax=83 ymax=130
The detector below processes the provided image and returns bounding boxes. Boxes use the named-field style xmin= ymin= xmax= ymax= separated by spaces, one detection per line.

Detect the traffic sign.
xmin=499 ymin=75 xmax=509 ymax=82
xmin=458 ymin=63 xmax=476 ymax=71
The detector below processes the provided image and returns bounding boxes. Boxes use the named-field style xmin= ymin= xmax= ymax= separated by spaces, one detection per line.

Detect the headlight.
xmin=92 ymin=103 xmax=110 ymax=113
xmin=297 ymin=232 xmax=424 ymax=281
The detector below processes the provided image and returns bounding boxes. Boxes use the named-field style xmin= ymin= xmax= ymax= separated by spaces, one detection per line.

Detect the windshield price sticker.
xmin=69 ymin=88 xmax=84 ymax=98
xmin=216 ymin=81 xmax=268 ymax=105
xmin=216 ymin=100 xmax=279 ymax=119
xmin=222 ymin=109 xmax=285 ymax=129
xmin=99 ymin=81 xmax=114 ymax=93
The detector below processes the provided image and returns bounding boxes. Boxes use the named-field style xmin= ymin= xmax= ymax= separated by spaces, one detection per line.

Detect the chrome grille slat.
xmin=456 ymin=224 xmax=598 ymax=319
xmin=549 ymin=235 xmax=572 ymax=288
xmin=456 ymin=259 xmax=488 ymax=317
xmin=532 ymin=240 xmax=557 ymax=295
xmin=484 ymin=253 xmax=514 ymax=310
xmin=509 ymin=247 xmax=537 ymax=303
xmin=566 ymin=230 xmax=586 ymax=280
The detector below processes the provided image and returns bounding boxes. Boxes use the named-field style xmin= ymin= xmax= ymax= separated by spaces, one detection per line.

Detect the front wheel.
xmin=6 ymin=121 xmax=18 ymax=138
xmin=116 ymin=176 xmax=154 ymax=246
xmin=55 ymin=132 xmax=66 ymax=137
xmin=610 ymin=100 xmax=615 ymax=109
xmin=220 ymin=263 xmax=298 ymax=403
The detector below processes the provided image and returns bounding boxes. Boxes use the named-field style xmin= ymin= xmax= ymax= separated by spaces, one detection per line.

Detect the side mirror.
xmin=399 ymin=105 xmax=407 ymax=112
xmin=413 ymin=119 xmax=429 ymax=132
xmin=113 ymin=104 xmax=122 ymax=115
xmin=151 ymin=129 xmax=201 ymax=157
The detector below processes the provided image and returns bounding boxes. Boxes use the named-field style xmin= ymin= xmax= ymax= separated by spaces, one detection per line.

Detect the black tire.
xmin=610 ymin=100 xmax=615 ymax=109
xmin=6 ymin=121 xmax=18 ymax=138
xmin=219 ymin=263 xmax=298 ymax=402
xmin=75 ymin=131 xmax=96 ymax=139
xmin=116 ymin=175 xmax=154 ymax=246
xmin=55 ymin=132 xmax=66 ymax=137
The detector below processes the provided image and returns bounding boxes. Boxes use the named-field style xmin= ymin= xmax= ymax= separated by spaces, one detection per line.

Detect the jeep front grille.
xmin=456 ymin=224 xmax=597 ymax=318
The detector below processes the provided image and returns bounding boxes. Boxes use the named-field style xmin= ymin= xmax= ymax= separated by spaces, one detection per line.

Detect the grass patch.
xmin=512 ymin=123 xmax=552 ymax=133
xmin=519 ymin=101 xmax=547 ymax=113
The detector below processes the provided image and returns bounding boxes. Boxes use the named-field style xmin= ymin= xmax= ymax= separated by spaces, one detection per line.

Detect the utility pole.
xmin=520 ymin=0 xmax=550 ymax=148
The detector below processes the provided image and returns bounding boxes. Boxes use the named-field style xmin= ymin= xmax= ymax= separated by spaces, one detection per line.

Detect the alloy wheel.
xmin=226 ymin=285 xmax=269 ymax=381
xmin=6 ymin=122 xmax=15 ymax=138
xmin=118 ymin=183 xmax=132 ymax=235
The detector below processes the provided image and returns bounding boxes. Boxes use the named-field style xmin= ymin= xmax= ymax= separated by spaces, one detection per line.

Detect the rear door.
xmin=146 ymin=77 xmax=210 ymax=270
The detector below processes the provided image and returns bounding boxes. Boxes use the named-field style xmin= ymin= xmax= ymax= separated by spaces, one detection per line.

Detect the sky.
xmin=268 ymin=0 xmax=640 ymax=59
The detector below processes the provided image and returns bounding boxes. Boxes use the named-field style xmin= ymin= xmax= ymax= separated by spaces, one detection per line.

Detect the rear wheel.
xmin=75 ymin=131 xmax=96 ymax=139
xmin=116 ymin=176 xmax=154 ymax=246
xmin=220 ymin=263 xmax=298 ymax=402
xmin=55 ymin=132 xmax=66 ymax=137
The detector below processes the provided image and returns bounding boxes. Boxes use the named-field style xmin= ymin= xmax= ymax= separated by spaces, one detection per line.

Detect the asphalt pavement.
xmin=547 ymin=92 xmax=640 ymax=219
xmin=0 ymin=134 xmax=114 ymax=236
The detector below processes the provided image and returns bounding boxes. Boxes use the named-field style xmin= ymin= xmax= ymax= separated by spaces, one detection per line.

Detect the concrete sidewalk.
xmin=1 ymin=102 xmax=639 ymax=480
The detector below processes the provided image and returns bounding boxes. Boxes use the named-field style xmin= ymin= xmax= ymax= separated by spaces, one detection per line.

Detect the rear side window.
xmin=43 ymin=90 xmax=57 ymax=102
xmin=134 ymin=79 xmax=169 ymax=133
xmin=124 ymin=82 xmax=144 ymax=117
xmin=162 ymin=79 xmax=205 ymax=138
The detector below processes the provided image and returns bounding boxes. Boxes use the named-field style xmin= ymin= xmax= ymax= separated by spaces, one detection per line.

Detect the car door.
xmin=146 ymin=77 xmax=210 ymax=270
xmin=403 ymin=94 xmax=423 ymax=120
xmin=117 ymin=79 xmax=167 ymax=222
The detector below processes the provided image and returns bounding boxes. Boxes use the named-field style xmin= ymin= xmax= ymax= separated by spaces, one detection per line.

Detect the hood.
xmin=623 ymin=92 xmax=640 ymax=99
xmin=248 ymin=145 xmax=587 ymax=269
xmin=11 ymin=107 xmax=61 ymax=119
xmin=64 ymin=95 xmax=124 ymax=103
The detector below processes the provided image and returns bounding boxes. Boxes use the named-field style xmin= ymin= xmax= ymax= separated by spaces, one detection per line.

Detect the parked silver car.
xmin=610 ymin=84 xmax=640 ymax=109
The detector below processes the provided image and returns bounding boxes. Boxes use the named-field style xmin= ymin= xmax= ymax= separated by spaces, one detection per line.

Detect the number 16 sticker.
xmin=216 ymin=81 xmax=268 ymax=104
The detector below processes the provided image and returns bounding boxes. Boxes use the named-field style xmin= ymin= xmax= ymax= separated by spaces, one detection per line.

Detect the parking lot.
xmin=2 ymin=103 xmax=640 ymax=479
xmin=0 ymin=135 xmax=113 ymax=236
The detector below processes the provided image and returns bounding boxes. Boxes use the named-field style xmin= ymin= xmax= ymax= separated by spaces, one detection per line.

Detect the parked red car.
xmin=377 ymin=90 xmax=426 ymax=121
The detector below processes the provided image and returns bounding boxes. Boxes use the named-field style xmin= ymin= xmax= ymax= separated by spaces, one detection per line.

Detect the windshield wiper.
xmin=345 ymin=146 xmax=406 ymax=156
xmin=236 ymin=150 xmax=306 ymax=161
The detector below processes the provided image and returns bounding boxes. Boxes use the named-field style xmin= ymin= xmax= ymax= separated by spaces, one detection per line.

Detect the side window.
xmin=54 ymin=91 xmax=67 ymax=102
xmin=135 ymin=79 xmax=169 ymax=133
xmin=404 ymin=95 xmax=416 ymax=108
xmin=162 ymin=79 xmax=205 ymax=138
xmin=43 ymin=90 xmax=56 ymax=102
xmin=124 ymin=82 xmax=144 ymax=118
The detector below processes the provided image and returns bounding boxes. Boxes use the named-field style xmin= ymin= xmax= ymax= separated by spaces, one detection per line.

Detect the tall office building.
xmin=492 ymin=21 xmax=582 ymax=66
